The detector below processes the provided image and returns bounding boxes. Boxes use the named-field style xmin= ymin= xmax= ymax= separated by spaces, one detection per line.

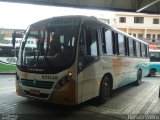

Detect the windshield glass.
xmin=150 ymin=52 xmax=160 ymax=62
xmin=18 ymin=18 xmax=80 ymax=73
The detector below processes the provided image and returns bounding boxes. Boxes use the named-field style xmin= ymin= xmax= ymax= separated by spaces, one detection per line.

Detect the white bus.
xmin=0 ymin=36 xmax=23 ymax=73
xmin=14 ymin=16 xmax=149 ymax=105
xmin=0 ymin=43 xmax=19 ymax=72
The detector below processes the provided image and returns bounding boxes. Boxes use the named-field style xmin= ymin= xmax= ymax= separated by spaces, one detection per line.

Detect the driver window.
xmin=78 ymin=26 xmax=98 ymax=70
xmin=48 ymin=32 xmax=62 ymax=56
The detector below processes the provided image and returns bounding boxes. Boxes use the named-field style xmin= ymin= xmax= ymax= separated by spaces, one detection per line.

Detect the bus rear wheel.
xmin=149 ymin=69 xmax=156 ymax=77
xmin=98 ymin=76 xmax=111 ymax=104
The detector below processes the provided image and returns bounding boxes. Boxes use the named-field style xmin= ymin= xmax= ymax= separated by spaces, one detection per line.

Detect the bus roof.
xmin=30 ymin=15 xmax=148 ymax=45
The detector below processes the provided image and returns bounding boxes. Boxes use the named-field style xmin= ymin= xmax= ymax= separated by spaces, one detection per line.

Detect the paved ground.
xmin=0 ymin=75 xmax=160 ymax=120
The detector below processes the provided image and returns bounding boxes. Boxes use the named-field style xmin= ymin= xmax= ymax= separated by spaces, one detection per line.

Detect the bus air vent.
xmin=21 ymin=79 xmax=54 ymax=89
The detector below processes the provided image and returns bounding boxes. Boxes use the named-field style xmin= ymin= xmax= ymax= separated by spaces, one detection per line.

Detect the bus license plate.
xmin=30 ymin=89 xmax=40 ymax=95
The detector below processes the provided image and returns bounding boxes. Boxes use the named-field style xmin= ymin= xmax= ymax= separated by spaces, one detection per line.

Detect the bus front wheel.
xmin=98 ymin=76 xmax=111 ymax=104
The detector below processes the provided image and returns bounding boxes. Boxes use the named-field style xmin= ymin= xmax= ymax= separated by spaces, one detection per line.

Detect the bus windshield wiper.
xmin=34 ymin=32 xmax=43 ymax=67
xmin=35 ymin=30 xmax=49 ymax=68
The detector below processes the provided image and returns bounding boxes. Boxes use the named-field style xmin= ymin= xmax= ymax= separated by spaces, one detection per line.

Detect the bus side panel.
xmin=102 ymin=56 xmax=137 ymax=89
xmin=77 ymin=60 xmax=102 ymax=103
xmin=128 ymin=58 xmax=138 ymax=83
xmin=118 ymin=57 xmax=148 ymax=86
xmin=77 ymin=55 xmax=131 ymax=103
xmin=102 ymin=56 xmax=149 ymax=89
xmin=99 ymin=56 xmax=129 ymax=90
xmin=112 ymin=56 xmax=131 ymax=88
xmin=140 ymin=59 xmax=149 ymax=77
xmin=134 ymin=58 xmax=149 ymax=77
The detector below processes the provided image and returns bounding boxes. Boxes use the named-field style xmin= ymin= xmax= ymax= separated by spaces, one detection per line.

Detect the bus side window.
xmin=141 ymin=43 xmax=146 ymax=58
xmin=136 ymin=42 xmax=141 ymax=57
xmin=128 ymin=38 xmax=133 ymax=56
xmin=78 ymin=29 xmax=85 ymax=70
xmin=118 ymin=34 xmax=125 ymax=56
xmin=124 ymin=37 xmax=129 ymax=56
xmin=139 ymin=43 xmax=142 ymax=57
xmin=86 ymin=30 xmax=92 ymax=55
xmin=102 ymin=28 xmax=106 ymax=54
xmin=102 ymin=28 xmax=113 ymax=55
xmin=145 ymin=44 xmax=148 ymax=57
xmin=86 ymin=28 xmax=98 ymax=57
xmin=133 ymin=40 xmax=137 ymax=57
xmin=112 ymin=31 xmax=117 ymax=55
xmin=78 ymin=27 xmax=98 ymax=70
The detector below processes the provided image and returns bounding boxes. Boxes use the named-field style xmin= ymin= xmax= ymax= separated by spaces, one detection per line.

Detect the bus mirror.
xmin=22 ymin=41 xmax=25 ymax=49
xmin=78 ymin=61 xmax=83 ymax=70
xmin=12 ymin=30 xmax=24 ymax=47
xmin=12 ymin=31 xmax=16 ymax=47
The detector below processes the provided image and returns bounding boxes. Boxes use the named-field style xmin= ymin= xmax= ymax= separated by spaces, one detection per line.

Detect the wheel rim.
xmin=104 ymin=81 xmax=110 ymax=97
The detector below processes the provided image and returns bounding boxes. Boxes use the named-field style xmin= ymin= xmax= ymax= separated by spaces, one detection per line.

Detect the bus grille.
xmin=21 ymin=79 xmax=54 ymax=89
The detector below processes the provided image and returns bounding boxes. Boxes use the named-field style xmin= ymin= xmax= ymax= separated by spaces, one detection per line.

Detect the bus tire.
xmin=135 ymin=70 xmax=142 ymax=86
xmin=149 ymin=69 xmax=156 ymax=77
xmin=98 ymin=76 xmax=111 ymax=104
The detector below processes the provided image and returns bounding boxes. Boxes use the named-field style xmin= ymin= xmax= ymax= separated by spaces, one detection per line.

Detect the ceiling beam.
xmin=135 ymin=0 xmax=143 ymax=10
xmin=0 ymin=0 xmax=159 ymax=14
xmin=136 ymin=0 xmax=160 ymax=12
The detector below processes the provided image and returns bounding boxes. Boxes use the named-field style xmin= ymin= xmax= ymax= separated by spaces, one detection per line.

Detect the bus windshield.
xmin=18 ymin=19 xmax=80 ymax=73
xmin=150 ymin=52 xmax=160 ymax=62
xmin=0 ymin=46 xmax=15 ymax=57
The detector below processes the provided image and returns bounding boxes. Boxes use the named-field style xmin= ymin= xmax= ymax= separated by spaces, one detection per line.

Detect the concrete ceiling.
xmin=1 ymin=0 xmax=160 ymax=14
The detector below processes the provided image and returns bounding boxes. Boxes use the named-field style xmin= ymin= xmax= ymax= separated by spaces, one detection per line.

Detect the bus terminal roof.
xmin=0 ymin=0 xmax=160 ymax=14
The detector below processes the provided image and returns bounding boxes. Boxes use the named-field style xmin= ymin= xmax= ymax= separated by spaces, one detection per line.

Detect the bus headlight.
xmin=67 ymin=70 xmax=73 ymax=78
xmin=55 ymin=70 xmax=73 ymax=89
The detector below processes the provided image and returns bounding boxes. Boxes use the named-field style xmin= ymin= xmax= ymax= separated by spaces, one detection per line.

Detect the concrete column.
xmin=144 ymin=29 xmax=147 ymax=41
xmin=126 ymin=28 xmax=129 ymax=34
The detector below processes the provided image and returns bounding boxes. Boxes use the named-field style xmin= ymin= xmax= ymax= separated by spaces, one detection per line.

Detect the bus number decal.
xmin=42 ymin=75 xmax=58 ymax=80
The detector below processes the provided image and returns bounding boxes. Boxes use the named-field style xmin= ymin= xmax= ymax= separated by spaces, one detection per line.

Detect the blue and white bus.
xmin=149 ymin=49 xmax=160 ymax=76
